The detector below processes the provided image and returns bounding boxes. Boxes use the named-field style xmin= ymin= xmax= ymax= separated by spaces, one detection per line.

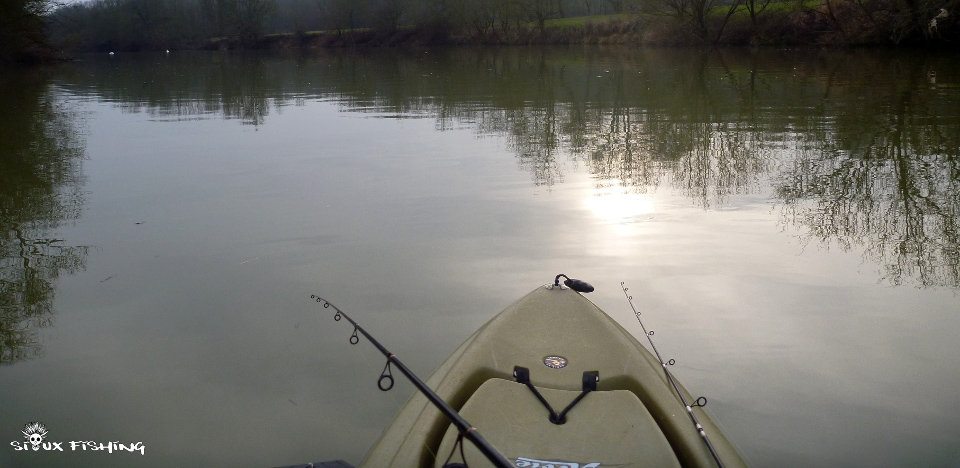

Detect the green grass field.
xmin=540 ymin=1 xmax=818 ymax=28
xmin=543 ymin=14 xmax=634 ymax=28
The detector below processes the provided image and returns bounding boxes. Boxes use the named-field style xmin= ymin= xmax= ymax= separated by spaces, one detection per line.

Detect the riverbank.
xmin=208 ymin=8 xmax=958 ymax=51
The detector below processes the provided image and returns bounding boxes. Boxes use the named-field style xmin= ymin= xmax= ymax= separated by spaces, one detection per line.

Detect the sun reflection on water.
xmin=584 ymin=184 xmax=655 ymax=225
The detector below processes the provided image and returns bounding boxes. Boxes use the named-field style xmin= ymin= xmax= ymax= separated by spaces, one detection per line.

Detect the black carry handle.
xmin=513 ymin=366 xmax=598 ymax=425
xmin=554 ymin=274 xmax=594 ymax=293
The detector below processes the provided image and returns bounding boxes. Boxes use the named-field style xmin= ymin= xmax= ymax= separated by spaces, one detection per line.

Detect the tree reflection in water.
xmin=488 ymin=49 xmax=960 ymax=288
xmin=775 ymin=57 xmax=960 ymax=288
xmin=53 ymin=48 xmax=960 ymax=288
xmin=0 ymin=72 xmax=89 ymax=365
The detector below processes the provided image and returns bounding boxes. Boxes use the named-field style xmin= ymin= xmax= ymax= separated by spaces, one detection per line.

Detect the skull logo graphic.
xmin=22 ymin=422 xmax=48 ymax=451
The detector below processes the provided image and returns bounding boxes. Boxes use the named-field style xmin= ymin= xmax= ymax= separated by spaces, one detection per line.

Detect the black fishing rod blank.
xmin=311 ymin=295 xmax=512 ymax=468
xmin=620 ymin=282 xmax=727 ymax=468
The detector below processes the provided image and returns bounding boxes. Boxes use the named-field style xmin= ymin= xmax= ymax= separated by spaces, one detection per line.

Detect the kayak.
xmin=358 ymin=280 xmax=746 ymax=468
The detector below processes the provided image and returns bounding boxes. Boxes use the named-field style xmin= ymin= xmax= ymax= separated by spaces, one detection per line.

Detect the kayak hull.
xmin=360 ymin=285 xmax=745 ymax=467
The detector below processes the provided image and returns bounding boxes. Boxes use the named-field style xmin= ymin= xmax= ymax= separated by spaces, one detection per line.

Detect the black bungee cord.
xmin=621 ymin=282 xmax=727 ymax=468
xmin=310 ymin=294 xmax=512 ymax=468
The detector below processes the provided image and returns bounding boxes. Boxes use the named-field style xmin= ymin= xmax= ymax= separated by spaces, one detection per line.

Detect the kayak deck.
xmin=360 ymin=285 xmax=745 ymax=467
xmin=436 ymin=378 xmax=682 ymax=467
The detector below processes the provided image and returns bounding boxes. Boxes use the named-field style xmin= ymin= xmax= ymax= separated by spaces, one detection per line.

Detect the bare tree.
xmin=685 ymin=0 xmax=742 ymax=42
xmin=231 ymin=0 xmax=276 ymax=44
xmin=522 ymin=0 xmax=564 ymax=31
xmin=0 ymin=0 xmax=63 ymax=61
xmin=661 ymin=0 xmax=691 ymax=17
xmin=201 ymin=0 xmax=234 ymax=36
xmin=743 ymin=0 xmax=771 ymax=34
xmin=319 ymin=0 xmax=367 ymax=38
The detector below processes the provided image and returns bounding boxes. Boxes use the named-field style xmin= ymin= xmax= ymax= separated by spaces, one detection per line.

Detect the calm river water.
xmin=1 ymin=46 xmax=959 ymax=467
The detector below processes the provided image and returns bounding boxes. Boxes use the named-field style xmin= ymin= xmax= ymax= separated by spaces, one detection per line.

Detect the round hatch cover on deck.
xmin=543 ymin=356 xmax=567 ymax=369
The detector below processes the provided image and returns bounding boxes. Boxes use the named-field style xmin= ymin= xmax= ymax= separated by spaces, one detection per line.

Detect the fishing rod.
xmin=310 ymin=294 xmax=512 ymax=468
xmin=620 ymin=282 xmax=727 ymax=468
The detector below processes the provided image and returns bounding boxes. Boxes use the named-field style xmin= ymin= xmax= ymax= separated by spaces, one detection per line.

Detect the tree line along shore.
xmin=2 ymin=0 xmax=958 ymax=63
